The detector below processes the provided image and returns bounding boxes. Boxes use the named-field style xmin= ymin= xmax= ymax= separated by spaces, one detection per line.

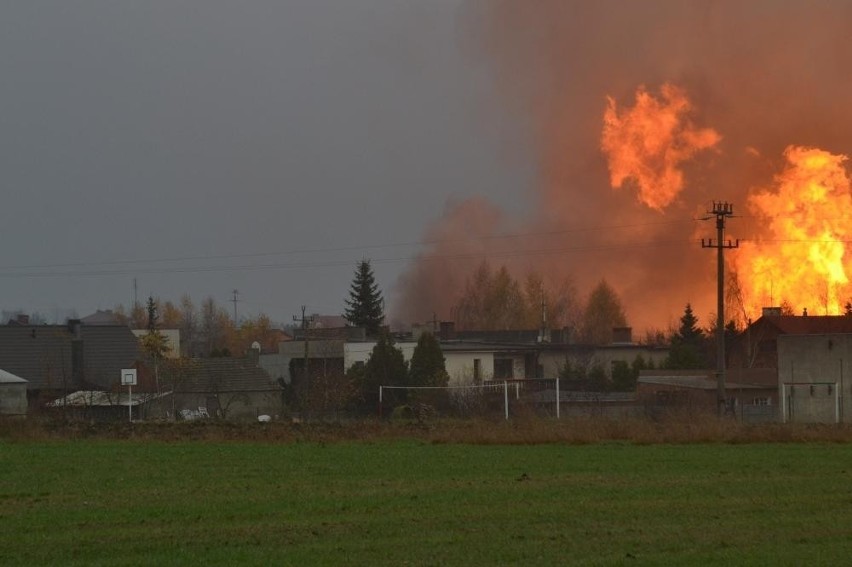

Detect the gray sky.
xmin=0 ymin=1 xmax=530 ymax=323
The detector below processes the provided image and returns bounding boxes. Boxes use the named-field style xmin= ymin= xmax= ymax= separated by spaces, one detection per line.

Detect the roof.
xmin=80 ymin=310 xmax=124 ymax=325
xmin=0 ymin=369 xmax=27 ymax=384
xmin=439 ymin=341 xmax=539 ymax=353
xmin=81 ymin=325 xmax=143 ymax=388
xmin=639 ymin=374 xmax=771 ymax=391
xmin=311 ymin=315 xmax=348 ymax=329
xmin=0 ymin=323 xmax=141 ymax=390
xmin=752 ymin=315 xmax=852 ymax=335
xmin=163 ymin=358 xmax=280 ymax=394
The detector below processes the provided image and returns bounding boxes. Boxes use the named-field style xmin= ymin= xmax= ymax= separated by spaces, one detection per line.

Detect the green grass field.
xmin=2 ymin=434 xmax=852 ymax=566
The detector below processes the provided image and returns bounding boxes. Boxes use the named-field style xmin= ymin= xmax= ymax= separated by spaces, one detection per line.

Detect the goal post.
xmin=377 ymin=379 xmax=564 ymax=420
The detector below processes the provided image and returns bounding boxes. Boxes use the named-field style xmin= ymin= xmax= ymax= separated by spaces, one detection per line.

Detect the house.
xmin=777 ymin=333 xmax=852 ymax=423
xmin=444 ymin=325 xmax=668 ymax=384
xmin=0 ymin=369 xmax=27 ymax=416
xmin=637 ymin=369 xmax=778 ymax=421
xmin=732 ymin=311 xmax=852 ymax=369
xmin=0 ymin=320 xmax=141 ymax=406
xmin=152 ymin=350 xmax=283 ymax=421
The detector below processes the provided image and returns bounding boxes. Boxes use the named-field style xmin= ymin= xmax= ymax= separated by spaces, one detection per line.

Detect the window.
xmin=494 ymin=358 xmax=514 ymax=380
xmin=473 ymin=359 xmax=481 ymax=383
xmin=752 ymin=397 xmax=770 ymax=406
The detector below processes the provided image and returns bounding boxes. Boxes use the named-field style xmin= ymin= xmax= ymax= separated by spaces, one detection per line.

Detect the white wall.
xmin=344 ymin=342 xmax=417 ymax=370
xmin=444 ymin=351 xmax=494 ymax=386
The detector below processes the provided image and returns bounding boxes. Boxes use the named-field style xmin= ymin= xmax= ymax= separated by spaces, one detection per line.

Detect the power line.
xmin=0 ymin=239 xmax=700 ymax=279
xmin=0 ymin=218 xmax=698 ymax=273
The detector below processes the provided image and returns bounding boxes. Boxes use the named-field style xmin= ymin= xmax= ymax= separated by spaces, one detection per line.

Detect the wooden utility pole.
xmin=701 ymin=202 xmax=739 ymax=417
xmin=230 ymin=289 xmax=239 ymax=325
xmin=293 ymin=306 xmax=315 ymax=382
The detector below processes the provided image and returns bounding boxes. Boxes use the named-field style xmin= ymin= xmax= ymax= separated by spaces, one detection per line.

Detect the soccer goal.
xmin=378 ymin=379 xmax=564 ymax=420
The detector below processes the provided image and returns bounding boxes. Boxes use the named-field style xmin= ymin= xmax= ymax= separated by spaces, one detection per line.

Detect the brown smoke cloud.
xmin=391 ymin=0 xmax=852 ymax=331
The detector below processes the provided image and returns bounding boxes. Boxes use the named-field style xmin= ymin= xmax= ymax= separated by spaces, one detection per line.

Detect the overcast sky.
xmin=0 ymin=1 xmax=532 ymax=323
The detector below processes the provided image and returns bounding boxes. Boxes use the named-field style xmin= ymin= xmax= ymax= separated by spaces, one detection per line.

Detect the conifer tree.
xmin=358 ymin=332 xmax=407 ymax=409
xmin=408 ymin=332 xmax=449 ymax=387
xmin=664 ymin=303 xmax=708 ymax=369
xmin=141 ymin=296 xmax=170 ymax=393
xmin=343 ymin=259 xmax=384 ymax=335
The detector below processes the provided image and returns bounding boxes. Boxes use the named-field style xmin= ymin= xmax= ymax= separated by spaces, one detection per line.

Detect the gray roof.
xmin=0 ymin=369 xmax=27 ymax=384
xmin=639 ymin=375 xmax=770 ymax=391
xmin=0 ymin=324 xmax=141 ymax=390
xmin=164 ymin=358 xmax=280 ymax=394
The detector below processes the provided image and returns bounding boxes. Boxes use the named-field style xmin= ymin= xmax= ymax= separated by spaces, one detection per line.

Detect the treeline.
xmin=114 ymin=295 xmax=282 ymax=357
xmin=453 ymin=261 xmax=629 ymax=344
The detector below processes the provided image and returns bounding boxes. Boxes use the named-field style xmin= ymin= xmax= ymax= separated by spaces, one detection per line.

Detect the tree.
xmin=408 ymin=332 xmax=449 ymax=387
xmin=579 ymin=280 xmax=628 ymax=345
xmin=161 ymin=300 xmax=182 ymax=328
xmin=664 ymin=303 xmax=708 ymax=369
xmin=179 ymin=295 xmax=198 ymax=357
xmin=358 ymin=332 xmax=407 ymax=411
xmin=141 ymin=296 xmax=170 ymax=393
xmin=200 ymin=296 xmax=233 ymax=356
xmin=343 ymin=259 xmax=385 ymax=335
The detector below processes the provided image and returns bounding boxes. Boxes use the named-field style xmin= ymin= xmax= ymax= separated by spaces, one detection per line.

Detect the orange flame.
xmin=601 ymin=83 xmax=721 ymax=210
xmin=735 ymin=146 xmax=852 ymax=316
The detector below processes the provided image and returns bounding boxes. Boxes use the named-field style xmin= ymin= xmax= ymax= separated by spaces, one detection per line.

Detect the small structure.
xmin=48 ymin=390 xmax=167 ymax=421
xmin=0 ymin=369 xmax=28 ymax=416
xmin=637 ymin=370 xmax=778 ymax=421
xmin=777 ymin=333 xmax=852 ymax=423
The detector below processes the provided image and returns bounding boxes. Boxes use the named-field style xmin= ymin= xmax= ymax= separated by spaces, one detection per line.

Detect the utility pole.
xmin=293 ymin=306 xmax=315 ymax=384
xmin=230 ymin=289 xmax=239 ymax=325
xmin=701 ymin=201 xmax=739 ymax=417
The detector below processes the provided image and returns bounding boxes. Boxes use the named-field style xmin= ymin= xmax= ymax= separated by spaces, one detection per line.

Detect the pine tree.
xmin=408 ymin=332 xmax=449 ymax=387
xmin=141 ymin=296 xmax=170 ymax=393
xmin=343 ymin=259 xmax=384 ymax=335
xmin=358 ymin=332 xmax=407 ymax=409
xmin=664 ymin=303 xmax=707 ymax=369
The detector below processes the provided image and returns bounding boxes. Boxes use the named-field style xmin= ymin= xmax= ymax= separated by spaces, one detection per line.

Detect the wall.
xmin=444 ymin=351 xmax=495 ymax=386
xmin=0 ymin=383 xmax=27 ymax=415
xmin=539 ymin=345 xmax=668 ymax=379
xmin=777 ymin=334 xmax=852 ymax=423
xmin=343 ymin=341 xmax=417 ymax=371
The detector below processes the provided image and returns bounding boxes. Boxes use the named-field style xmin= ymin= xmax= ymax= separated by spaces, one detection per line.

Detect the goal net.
xmin=378 ymin=379 xmax=564 ymax=420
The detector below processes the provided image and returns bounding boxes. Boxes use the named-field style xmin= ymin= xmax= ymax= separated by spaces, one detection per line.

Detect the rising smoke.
xmin=391 ymin=0 xmax=852 ymax=330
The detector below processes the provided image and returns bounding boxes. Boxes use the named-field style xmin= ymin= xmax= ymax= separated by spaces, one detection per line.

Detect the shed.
xmin=0 ymin=369 xmax=28 ymax=416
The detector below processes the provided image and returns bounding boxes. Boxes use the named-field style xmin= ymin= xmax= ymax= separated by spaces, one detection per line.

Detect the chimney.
xmin=247 ymin=341 xmax=261 ymax=366
xmin=67 ymin=318 xmax=82 ymax=339
xmin=439 ymin=321 xmax=456 ymax=340
xmin=762 ymin=307 xmax=782 ymax=317
xmin=802 ymin=308 xmax=809 ymax=317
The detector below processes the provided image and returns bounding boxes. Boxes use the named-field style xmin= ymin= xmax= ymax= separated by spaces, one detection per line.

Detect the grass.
xmin=2 ymin=422 xmax=852 ymax=565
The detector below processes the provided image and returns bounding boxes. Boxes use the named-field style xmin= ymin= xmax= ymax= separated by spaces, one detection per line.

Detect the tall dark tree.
xmin=358 ymin=332 xmax=407 ymax=410
xmin=344 ymin=259 xmax=384 ymax=335
xmin=408 ymin=332 xmax=449 ymax=387
xmin=664 ymin=303 xmax=708 ymax=369
xmin=141 ymin=296 xmax=170 ymax=393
